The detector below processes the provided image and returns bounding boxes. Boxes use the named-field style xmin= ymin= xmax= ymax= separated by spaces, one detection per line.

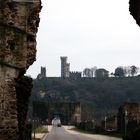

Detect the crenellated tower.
xmin=60 ymin=56 xmax=70 ymax=78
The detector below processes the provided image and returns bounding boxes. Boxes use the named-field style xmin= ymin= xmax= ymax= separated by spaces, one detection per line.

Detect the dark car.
xmin=57 ymin=123 xmax=61 ymax=127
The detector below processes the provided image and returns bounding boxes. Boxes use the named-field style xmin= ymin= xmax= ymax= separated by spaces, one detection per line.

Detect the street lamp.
xmin=92 ymin=119 xmax=94 ymax=129
xmin=32 ymin=118 xmax=37 ymax=140
xmin=124 ymin=110 xmax=128 ymax=140
xmin=33 ymin=119 xmax=36 ymax=139
xmin=104 ymin=116 xmax=107 ymax=131
xmin=46 ymin=119 xmax=48 ymax=131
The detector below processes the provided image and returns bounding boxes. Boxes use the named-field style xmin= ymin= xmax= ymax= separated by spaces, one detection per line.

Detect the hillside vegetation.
xmin=32 ymin=76 xmax=140 ymax=122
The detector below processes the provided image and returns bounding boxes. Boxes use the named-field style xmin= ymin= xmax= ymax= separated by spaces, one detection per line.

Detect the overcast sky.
xmin=26 ymin=0 xmax=140 ymax=78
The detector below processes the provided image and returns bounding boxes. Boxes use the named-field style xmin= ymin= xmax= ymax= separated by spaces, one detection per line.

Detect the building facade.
xmin=118 ymin=102 xmax=140 ymax=132
xmin=73 ymin=102 xmax=81 ymax=123
xmin=95 ymin=69 xmax=109 ymax=78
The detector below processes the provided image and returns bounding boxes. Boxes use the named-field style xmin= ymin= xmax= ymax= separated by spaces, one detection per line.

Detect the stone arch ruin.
xmin=0 ymin=0 xmax=139 ymax=139
xmin=0 ymin=0 xmax=41 ymax=139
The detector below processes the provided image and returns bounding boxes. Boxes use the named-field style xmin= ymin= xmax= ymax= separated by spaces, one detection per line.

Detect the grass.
xmin=32 ymin=126 xmax=48 ymax=140
xmin=33 ymin=125 xmax=48 ymax=133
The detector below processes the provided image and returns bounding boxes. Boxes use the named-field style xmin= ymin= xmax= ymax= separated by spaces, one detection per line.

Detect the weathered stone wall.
xmin=0 ymin=0 xmax=41 ymax=139
xmin=129 ymin=0 xmax=140 ymax=26
xmin=16 ymin=76 xmax=33 ymax=140
xmin=0 ymin=70 xmax=18 ymax=140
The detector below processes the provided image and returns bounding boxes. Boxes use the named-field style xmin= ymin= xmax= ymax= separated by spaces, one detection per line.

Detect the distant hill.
xmin=32 ymin=76 xmax=140 ymax=122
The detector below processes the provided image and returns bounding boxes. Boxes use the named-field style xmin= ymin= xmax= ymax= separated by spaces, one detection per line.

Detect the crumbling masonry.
xmin=129 ymin=0 xmax=140 ymax=27
xmin=0 ymin=0 xmax=41 ymax=139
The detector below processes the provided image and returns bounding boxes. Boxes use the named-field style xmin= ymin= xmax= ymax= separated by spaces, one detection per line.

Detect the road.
xmin=44 ymin=126 xmax=122 ymax=140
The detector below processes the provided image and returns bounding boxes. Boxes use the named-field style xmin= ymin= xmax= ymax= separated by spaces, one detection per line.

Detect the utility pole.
xmin=124 ymin=110 xmax=128 ymax=140
xmin=33 ymin=114 xmax=37 ymax=140
xmin=33 ymin=119 xmax=36 ymax=139
xmin=104 ymin=116 xmax=107 ymax=131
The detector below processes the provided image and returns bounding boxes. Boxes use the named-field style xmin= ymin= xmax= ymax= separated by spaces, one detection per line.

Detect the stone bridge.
xmin=0 ymin=0 xmax=139 ymax=139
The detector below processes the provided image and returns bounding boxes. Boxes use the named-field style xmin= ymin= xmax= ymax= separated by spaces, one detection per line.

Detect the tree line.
xmin=83 ymin=65 xmax=139 ymax=78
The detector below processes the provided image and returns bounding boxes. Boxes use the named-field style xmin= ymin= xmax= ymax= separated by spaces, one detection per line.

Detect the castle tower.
xmin=60 ymin=56 xmax=70 ymax=78
xmin=41 ymin=66 xmax=46 ymax=77
xmin=37 ymin=66 xmax=46 ymax=79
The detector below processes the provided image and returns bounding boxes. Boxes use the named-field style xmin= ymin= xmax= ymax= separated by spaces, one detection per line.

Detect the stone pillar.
xmin=0 ymin=1 xmax=41 ymax=139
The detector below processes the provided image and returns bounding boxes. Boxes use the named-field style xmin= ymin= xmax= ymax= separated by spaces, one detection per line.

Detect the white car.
xmin=52 ymin=118 xmax=61 ymax=127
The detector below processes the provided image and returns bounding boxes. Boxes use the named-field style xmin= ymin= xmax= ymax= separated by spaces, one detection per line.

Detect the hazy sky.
xmin=26 ymin=0 xmax=140 ymax=78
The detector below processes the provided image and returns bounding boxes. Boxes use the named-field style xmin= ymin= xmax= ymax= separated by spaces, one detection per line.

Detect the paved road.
xmin=44 ymin=126 xmax=122 ymax=140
